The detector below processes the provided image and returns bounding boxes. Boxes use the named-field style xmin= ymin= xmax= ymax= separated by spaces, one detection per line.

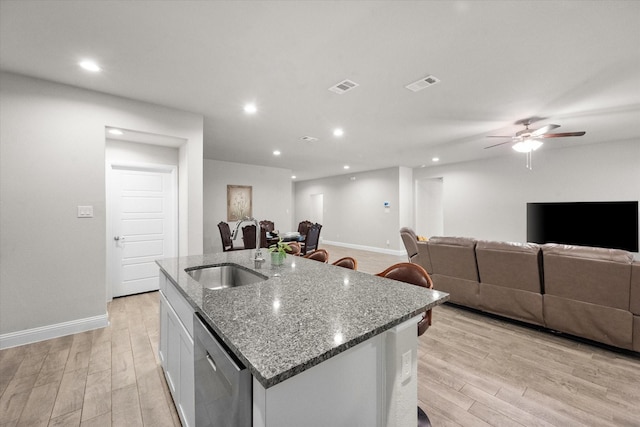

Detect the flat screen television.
xmin=527 ymin=201 xmax=639 ymax=252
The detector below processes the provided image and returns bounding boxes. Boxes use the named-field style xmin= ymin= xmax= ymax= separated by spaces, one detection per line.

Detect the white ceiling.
xmin=1 ymin=0 xmax=639 ymax=181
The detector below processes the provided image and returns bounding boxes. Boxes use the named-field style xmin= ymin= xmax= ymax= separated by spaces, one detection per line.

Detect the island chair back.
xmin=284 ymin=241 xmax=301 ymax=255
xmin=331 ymin=257 xmax=358 ymax=270
xmin=303 ymin=249 xmax=329 ymax=263
xmin=376 ymin=262 xmax=434 ymax=336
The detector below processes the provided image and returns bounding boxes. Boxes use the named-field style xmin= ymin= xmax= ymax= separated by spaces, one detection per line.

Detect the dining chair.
xmin=218 ymin=221 xmax=241 ymax=252
xmin=302 ymin=249 xmax=329 ymax=263
xmin=376 ymin=261 xmax=434 ymax=427
xmin=297 ymin=220 xmax=313 ymax=237
xmin=300 ymin=223 xmax=322 ymax=255
xmin=242 ymin=224 xmax=257 ymax=249
xmin=259 ymin=220 xmax=275 ymax=233
xmin=331 ymin=256 xmax=358 ymax=270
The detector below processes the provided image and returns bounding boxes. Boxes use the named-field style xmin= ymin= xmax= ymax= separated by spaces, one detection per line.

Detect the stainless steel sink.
xmin=186 ymin=265 xmax=267 ymax=290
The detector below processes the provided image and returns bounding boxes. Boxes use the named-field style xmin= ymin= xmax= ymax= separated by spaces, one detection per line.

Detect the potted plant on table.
xmin=269 ymin=238 xmax=291 ymax=266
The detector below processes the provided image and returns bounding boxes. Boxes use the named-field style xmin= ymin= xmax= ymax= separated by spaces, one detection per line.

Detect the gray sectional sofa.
xmin=401 ymin=230 xmax=640 ymax=352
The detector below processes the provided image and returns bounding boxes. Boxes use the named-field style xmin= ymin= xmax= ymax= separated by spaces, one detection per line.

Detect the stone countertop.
xmin=156 ymin=250 xmax=449 ymax=389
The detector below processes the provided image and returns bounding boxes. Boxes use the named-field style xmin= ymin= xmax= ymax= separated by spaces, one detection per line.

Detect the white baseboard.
xmin=321 ymin=240 xmax=406 ymax=257
xmin=0 ymin=314 xmax=109 ymax=350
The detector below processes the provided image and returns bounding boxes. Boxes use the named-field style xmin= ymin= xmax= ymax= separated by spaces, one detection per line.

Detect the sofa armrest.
xmin=414 ymin=241 xmax=432 ymax=274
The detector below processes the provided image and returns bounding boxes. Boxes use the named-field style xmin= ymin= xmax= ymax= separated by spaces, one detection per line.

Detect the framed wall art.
xmin=227 ymin=185 xmax=252 ymax=221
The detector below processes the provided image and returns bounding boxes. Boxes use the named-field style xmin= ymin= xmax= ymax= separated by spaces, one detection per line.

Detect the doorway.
xmin=415 ymin=177 xmax=443 ymax=237
xmin=107 ymin=164 xmax=177 ymax=298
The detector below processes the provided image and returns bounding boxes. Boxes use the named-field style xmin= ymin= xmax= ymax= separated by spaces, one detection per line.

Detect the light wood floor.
xmin=1 ymin=243 xmax=639 ymax=426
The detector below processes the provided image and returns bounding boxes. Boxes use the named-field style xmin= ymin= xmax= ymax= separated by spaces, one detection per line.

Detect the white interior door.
xmin=109 ymin=164 xmax=177 ymax=298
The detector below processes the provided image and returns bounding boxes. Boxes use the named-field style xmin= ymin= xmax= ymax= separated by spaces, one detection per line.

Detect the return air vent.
xmin=405 ymin=75 xmax=440 ymax=92
xmin=329 ymin=79 xmax=359 ymax=94
xmin=300 ymin=136 xmax=319 ymax=142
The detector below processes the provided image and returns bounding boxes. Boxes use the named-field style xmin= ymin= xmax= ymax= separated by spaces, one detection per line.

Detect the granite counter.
xmin=156 ymin=249 xmax=449 ymax=389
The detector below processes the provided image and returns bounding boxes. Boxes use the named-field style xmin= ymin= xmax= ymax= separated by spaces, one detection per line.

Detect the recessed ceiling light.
xmin=343 ymin=165 xmax=350 ymax=170
xmin=432 ymin=157 xmax=440 ymax=162
xmin=79 ymin=60 xmax=101 ymax=72
xmin=108 ymin=129 xmax=123 ymax=136
xmin=333 ymin=128 xmax=344 ymax=137
xmin=273 ymin=150 xmax=281 ymax=156
xmin=291 ymin=175 xmax=296 ymax=179
xmin=244 ymin=103 xmax=257 ymax=114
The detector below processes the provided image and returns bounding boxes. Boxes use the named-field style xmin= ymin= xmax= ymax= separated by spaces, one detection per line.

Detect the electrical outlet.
xmin=401 ymin=350 xmax=412 ymax=381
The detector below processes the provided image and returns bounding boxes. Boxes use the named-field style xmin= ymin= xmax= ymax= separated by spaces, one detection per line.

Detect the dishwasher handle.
xmin=206 ymin=352 xmax=217 ymax=372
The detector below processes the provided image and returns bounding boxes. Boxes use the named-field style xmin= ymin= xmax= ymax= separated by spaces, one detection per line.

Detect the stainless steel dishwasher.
xmin=193 ymin=312 xmax=251 ymax=426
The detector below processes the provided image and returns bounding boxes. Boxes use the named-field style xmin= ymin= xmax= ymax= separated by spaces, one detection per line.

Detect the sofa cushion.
xmin=430 ymin=274 xmax=479 ymax=308
xmin=631 ymin=261 xmax=640 ymax=315
xmin=479 ymin=283 xmax=544 ymax=326
xmin=476 ymin=240 xmax=542 ymax=293
xmin=544 ymin=294 xmax=633 ymax=350
xmin=427 ymin=236 xmax=479 ymax=282
xmin=542 ymin=244 xmax=632 ymax=310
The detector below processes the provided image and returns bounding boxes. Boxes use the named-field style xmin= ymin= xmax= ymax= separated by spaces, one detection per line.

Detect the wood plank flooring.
xmin=1 ymin=243 xmax=639 ymax=426
xmin=0 ymin=291 xmax=180 ymax=427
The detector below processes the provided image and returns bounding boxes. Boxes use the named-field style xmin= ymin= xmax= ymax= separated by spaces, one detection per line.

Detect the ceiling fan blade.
xmin=538 ymin=131 xmax=586 ymax=138
xmin=484 ymin=140 xmax=515 ymax=149
xmin=531 ymin=124 xmax=560 ymax=136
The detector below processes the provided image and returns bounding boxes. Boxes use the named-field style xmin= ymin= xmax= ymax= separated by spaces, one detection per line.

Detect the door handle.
xmin=114 ymin=236 xmax=125 ymax=241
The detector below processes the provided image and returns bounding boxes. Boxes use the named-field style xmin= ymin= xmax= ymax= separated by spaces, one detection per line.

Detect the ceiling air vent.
xmin=300 ymin=136 xmax=318 ymax=142
xmin=329 ymin=79 xmax=359 ymax=94
xmin=405 ymin=75 xmax=440 ymax=92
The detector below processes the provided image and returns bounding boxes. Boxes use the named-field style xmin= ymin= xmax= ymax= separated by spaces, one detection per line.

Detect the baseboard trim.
xmin=321 ymin=240 xmax=406 ymax=257
xmin=0 ymin=314 xmax=110 ymax=350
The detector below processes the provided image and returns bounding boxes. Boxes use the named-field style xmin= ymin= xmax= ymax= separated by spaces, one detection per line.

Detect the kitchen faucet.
xmin=231 ymin=216 xmax=264 ymax=263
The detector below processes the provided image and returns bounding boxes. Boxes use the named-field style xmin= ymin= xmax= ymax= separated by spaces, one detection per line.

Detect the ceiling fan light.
xmin=513 ymin=139 xmax=543 ymax=153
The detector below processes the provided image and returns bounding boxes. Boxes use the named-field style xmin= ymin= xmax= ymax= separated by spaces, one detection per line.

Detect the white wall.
xmin=414 ymin=139 xmax=640 ymax=250
xmin=294 ymin=167 xmax=404 ymax=253
xmin=106 ymin=139 xmax=179 ymax=166
xmin=294 ymin=141 xmax=639 ymax=255
xmin=0 ymin=72 xmax=203 ymax=347
xmin=204 ymin=159 xmax=293 ymax=254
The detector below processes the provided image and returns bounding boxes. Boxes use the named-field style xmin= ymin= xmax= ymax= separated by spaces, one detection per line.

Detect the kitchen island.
xmin=156 ymin=249 xmax=449 ymax=427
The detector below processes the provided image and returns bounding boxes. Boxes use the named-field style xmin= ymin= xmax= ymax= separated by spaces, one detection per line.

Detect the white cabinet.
xmin=252 ymin=315 xmax=420 ymax=427
xmin=159 ymin=271 xmax=195 ymax=427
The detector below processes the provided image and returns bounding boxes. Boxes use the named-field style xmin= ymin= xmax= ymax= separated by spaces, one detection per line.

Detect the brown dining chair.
xmin=300 ymin=223 xmax=322 ymax=255
xmin=303 ymin=249 xmax=329 ymax=263
xmin=242 ymin=224 xmax=257 ymax=249
xmin=218 ymin=221 xmax=241 ymax=252
xmin=331 ymin=256 xmax=358 ymax=270
xmin=376 ymin=261 xmax=434 ymax=427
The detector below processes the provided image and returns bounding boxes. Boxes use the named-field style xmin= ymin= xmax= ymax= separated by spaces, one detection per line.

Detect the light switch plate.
xmin=77 ymin=205 xmax=94 ymax=218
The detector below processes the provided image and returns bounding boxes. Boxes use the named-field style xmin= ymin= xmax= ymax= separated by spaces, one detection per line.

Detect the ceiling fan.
xmin=485 ymin=117 xmax=586 ymax=151
xmin=484 ymin=117 xmax=586 ymax=169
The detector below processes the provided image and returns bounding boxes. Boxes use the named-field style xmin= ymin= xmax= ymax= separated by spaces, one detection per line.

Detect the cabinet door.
xmin=159 ymin=291 xmax=169 ymax=367
xmin=166 ymin=304 xmax=181 ymax=396
xmin=179 ymin=327 xmax=195 ymax=427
